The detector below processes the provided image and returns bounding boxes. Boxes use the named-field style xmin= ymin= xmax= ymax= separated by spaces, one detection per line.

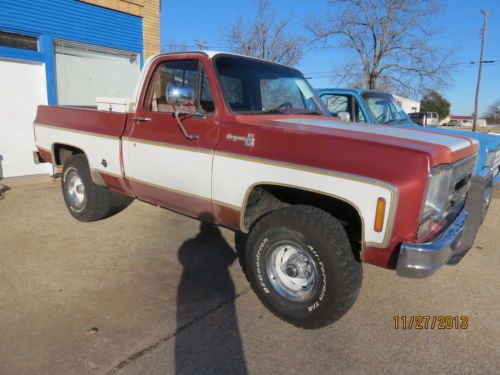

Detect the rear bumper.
xmin=33 ymin=151 xmax=43 ymax=164
xmin=396 ymin=210 xmax=469 ymax=278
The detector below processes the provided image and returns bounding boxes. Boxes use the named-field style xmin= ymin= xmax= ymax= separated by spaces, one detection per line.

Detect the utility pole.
xmin=495 ymin=103 xmax=499 ymax=126
xmin=473 ymin=9 xmax=489 ymax=132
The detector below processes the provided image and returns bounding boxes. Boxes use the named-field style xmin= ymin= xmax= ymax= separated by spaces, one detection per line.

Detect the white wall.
xmin=0 ymin=59 xmax=51 ymax=178
xmin=393 ymin=94 xmax=420 ymax=114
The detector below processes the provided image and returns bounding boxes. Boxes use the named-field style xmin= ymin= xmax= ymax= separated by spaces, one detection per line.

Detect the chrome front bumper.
xmin=397 ymin=166 xmax=495 ymax=278
xmin=396 ymin=211 xmax=469 ymax=278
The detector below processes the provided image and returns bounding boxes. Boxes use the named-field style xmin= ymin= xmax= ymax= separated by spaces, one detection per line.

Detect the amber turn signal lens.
xmin=374 ymin=198 xmax=386 ymax=232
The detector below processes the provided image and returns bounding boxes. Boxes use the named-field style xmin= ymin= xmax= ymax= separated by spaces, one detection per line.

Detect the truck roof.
xmin=147 ymin=50 xmax=283 ymax=65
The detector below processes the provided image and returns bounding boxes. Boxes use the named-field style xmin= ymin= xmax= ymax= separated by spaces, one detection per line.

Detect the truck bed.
xmin=34 ymin=105 xmax=128 ymax=184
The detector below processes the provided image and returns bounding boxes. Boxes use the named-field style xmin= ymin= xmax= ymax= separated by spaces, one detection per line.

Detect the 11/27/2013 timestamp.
xmin=394 ymin=316 xmax=469 ymax=330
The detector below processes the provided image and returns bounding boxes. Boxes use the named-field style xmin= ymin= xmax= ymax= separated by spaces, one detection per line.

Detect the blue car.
xmin=318 ymin=88 xmax=500 ymax=261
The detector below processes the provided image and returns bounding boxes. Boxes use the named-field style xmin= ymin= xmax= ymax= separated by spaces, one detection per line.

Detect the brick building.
xmin=0 ymin=0 xmax=160 ymax=177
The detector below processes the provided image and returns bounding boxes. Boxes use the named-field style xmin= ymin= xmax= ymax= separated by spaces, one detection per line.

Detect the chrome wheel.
xmin=266 ymin=242 xmax=318 ymax=302
xmin=66 ymin=170 xmax=86 ymax=211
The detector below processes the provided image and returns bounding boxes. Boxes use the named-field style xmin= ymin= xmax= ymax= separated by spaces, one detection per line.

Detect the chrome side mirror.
xmin=167 ymin=85 xmax=195 ymax=106
xmin=338 ymin=111 xmax=351 ymax=122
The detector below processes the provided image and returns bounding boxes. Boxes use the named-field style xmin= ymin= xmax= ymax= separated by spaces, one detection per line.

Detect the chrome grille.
xmin=444 ymin=155 xmax=476 ymax=215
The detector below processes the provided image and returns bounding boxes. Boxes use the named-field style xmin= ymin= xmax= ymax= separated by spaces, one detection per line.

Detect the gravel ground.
xmin=0 ymin=175 xmax=499 ymax=375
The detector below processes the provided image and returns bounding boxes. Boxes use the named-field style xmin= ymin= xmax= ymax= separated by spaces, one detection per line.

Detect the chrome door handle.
xmin=132 ymin=117 xmax=151 ymax=123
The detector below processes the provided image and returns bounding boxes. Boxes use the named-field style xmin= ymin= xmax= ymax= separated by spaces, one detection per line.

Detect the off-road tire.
xmin=245 ymin=205 xmax=362 ymax=329
xmin=62 ymin=154 xmax=112 ymax=222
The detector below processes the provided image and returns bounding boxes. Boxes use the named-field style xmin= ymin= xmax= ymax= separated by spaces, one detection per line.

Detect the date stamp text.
xmin=393 ymin=315 xmax=469 ymax=330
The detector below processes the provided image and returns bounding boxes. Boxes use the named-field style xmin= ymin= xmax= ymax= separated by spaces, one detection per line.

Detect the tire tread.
xmin=246 ymin=205 xmax=362 ymax=329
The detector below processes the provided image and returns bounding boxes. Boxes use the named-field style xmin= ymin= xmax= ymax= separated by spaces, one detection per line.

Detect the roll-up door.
xmin=0 ymin=59 xmax=51 ymax=178
xmin=54 ymin=40 xmax=140 ymax=106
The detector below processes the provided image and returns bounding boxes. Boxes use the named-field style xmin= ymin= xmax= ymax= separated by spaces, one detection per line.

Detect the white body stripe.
xmin=35 ymin=123 xmax=395 ymax=247
xmin=212 ymin=154 xmax=394 ymax=246
xmin=34 ymin=124 xmax=121 ymax=176
xmin=122 ymin=139 xmax=213 ymax=199
xmin=279 ymin=118 xmax=473 ymax=152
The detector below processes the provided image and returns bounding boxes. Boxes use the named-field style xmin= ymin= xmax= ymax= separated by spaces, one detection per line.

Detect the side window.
xmin=321 ymin=94 xmax=349 ymax=116
xmin=144 ymin=60 xmax=198 ymax=112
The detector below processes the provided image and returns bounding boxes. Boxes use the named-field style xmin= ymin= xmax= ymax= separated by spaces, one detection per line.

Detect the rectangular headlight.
xmin=421 ymin=166 xmax=452 ymax=222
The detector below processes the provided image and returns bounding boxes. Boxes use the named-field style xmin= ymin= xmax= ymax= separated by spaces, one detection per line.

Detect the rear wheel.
xmin=245 ymin=205 xmax=362 ymax=329
xmin=62 ymin=154 xmax=112 ymax=222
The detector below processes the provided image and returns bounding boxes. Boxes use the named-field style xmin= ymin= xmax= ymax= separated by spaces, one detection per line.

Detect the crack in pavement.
xmin=103 ymin=287 xmax=251 ymax=375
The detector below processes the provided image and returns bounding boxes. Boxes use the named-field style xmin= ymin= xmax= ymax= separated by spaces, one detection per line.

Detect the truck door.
xmin=123 ymin=58 xmax=219 ymax=217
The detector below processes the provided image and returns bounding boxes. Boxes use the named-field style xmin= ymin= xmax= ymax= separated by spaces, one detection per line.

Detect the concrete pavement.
xmin=0 ymin=175 xmax=499 ymax=375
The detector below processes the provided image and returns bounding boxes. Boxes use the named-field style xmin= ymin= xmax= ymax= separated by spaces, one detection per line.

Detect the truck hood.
xmin=396 ymin=122 xmax=500 ymax=174
xmin=236 ymin=115 xmax=479 ymax=167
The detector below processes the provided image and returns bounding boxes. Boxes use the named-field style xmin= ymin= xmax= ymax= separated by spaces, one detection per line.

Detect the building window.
xmin=54 ymin=40 xmax=140 ymax=106
xmin=0 ymin=31 xmax=38 ymax=51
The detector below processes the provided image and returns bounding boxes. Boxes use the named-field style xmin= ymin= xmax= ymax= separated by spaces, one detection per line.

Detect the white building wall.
xmin=393 ymin=94 xmax=420 ymax=114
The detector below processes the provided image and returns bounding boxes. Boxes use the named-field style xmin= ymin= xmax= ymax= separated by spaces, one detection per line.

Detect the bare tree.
xmin=483 ymin=99 xmax=500 ymax=125
xmin=162 ymin=39 xmax=189 ymax=53
xmin=307 ymin=0 xmax=454 ymax=97
xmin=224 ymin=0 xmax=304 ymax=66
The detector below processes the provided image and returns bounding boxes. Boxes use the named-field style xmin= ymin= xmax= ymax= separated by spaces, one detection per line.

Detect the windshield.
xmin=215 ymin=56 xmax=328 ymax=115
xmin=361 ymin=92 xmax=409 ymax=124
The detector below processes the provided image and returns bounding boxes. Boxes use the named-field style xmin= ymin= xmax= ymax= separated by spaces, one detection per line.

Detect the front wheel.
xmin=245 ymin=205 xmax=362 ymax=329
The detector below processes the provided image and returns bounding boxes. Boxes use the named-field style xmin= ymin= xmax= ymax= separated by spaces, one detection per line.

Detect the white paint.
xmin=0 ymin=59 xmax=51 ymax=178
xmin=34 ymin=125 xmax=122 ymax=177
xmin=212 ymin=154 xmax=394 ymax=246
xmin=279 ymin=118 xmax=473 ymax=153
xmin=123 ymin=139 xmax=213 ymax=199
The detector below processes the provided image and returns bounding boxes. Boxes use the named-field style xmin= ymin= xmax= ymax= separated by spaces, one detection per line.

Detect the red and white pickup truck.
xmin=33 ymin=52 xmax=481 ymax=328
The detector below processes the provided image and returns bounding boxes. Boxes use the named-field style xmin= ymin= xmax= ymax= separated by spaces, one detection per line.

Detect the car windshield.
xmin=361 ymin=92 xmax=409 ymax=124
xmin=215 ymin=55 xmax=328 ymax=115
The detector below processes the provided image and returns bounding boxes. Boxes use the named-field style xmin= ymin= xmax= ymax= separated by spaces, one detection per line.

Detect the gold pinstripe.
xmin=35 ymin=122 xmax=397 ymax=248
xmin=34 ymin=123 xmax=117 ymax=140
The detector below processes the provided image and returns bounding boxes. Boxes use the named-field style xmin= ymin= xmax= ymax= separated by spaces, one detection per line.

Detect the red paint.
xmin=98 ymin=172 xmax=125 ymax=194
xmin=34 ymin=52 xmax=479 ymax=270
xmin=129 ymin=178 xmax=212 ymax=219
xmin=213 ymin=203 xmax=241 ymax=231
xmin=36 ymin=105 xmax=127 ymax=138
